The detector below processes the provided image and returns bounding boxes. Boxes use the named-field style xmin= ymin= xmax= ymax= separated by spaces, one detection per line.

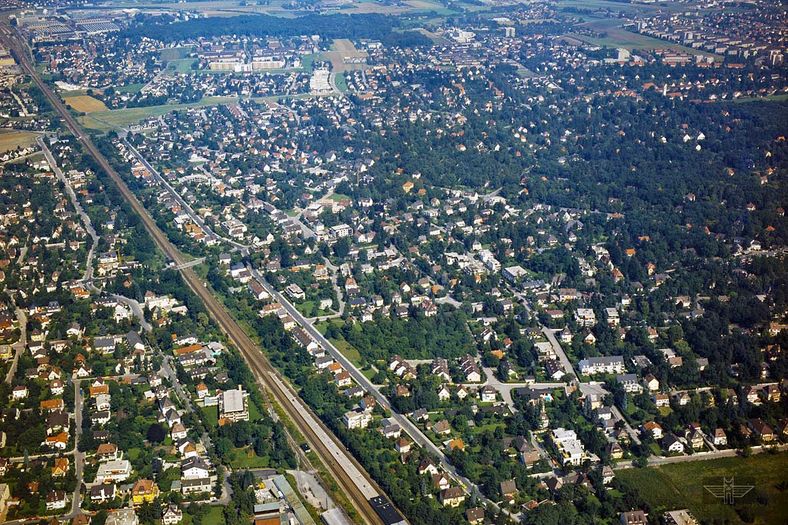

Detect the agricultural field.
xmin=0 ymin=129 xmax=38 ymax=154
xmin=617 ymin=452 xmax=788 ymax=525
xmin=323 ymin=39 xmax=368 ymax=73
xmin=64 ymin=94 xmax=109 ymax=113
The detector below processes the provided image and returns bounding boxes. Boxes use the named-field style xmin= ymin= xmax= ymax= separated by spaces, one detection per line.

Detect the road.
xmin=66 ymin=379 xmax=85 ymax=519
xmin=614 ymin=443 xmax=788 ymax=470
xmin=247 ymin=265 xmax=502 ymax=514
xmin=0 ymin=23 xmax=385 ymax=525
xmin=123 ymin=138 xmax=248 ymax=252
xmin=111 ymin=294 xmax=152 ymax=332
xmin=39 ymin=137 xmax=99 ymax=284
xmin=4 ymin=307 xmax=26 ymax=385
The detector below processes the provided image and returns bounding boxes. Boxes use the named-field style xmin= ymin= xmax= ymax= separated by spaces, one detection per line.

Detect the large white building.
xmin=578 ymin=356 xmax=625 ymax=375
xmin=95 ymin=459 xmax=132 ymax=483
xmin=219 ymin=387 xmax=249 ymax=423
xmin=552 ymin=427 xmax=588 ymax=466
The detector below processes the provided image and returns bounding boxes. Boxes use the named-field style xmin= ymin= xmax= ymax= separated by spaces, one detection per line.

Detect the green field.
xmin=334 ymin=72 xmax=348 ymax=93
xmin=734 ymin=93 xmax=788 ymax=103
xmin=227 ymin=447 xmax=271 ymax=469
xmin=115 ymin=83 xmax=146 ymax=94
xmin=168 ymin=58 xmax=198 ymax=73
xmin=79 ymin=96 xmax=237 ymax=131
xmin=618 ymin=452 xmax=788 ymax=525
xmin=160 ymin=46 xmax=194 ymax=61
xmin=201 ymin=404 xmax=218 ymax=426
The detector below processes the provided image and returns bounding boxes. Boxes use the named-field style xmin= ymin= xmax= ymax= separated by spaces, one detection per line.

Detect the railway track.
xmin=0 ymin=25 xmax=386 ymax=525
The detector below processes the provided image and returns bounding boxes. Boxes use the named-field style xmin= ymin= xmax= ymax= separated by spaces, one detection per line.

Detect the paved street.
xmin=246 ymin=264 xmax=501 ymax=511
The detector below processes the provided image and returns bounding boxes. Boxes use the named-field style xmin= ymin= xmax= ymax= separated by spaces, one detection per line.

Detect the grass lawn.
xmin=168 ymin=58 xmax=198 ymax=73
xmin=248 ymin=400 xmax=263 ymax=422
xmin=332 ymin=337 xmax=362 ymax=365
xmin=618 ymin=452 xmax=788 ymax=525
xmin=160 ymin=46 xmax=194 ymax=61
xmin=0 ymin=129 xmax=38 ymax=153
xmin=115 ymin=83 xmax=146 ymax=94
xmin=734 ymin=93 xmax=788 ymax=103
xmin=183 ymin=505 xmax=224 ymax=525
xmin=201 ymin=405 xmax=218 ymax=427
xmin=228 ymin=447 xmax=270 ymax=469
xmin=79 ymin=96 xmax=237 ymax=131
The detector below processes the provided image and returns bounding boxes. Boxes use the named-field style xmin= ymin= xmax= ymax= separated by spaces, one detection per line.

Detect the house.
xmin=404 ymin=449 xmax=430 ymax=473
xmin=512 ymin=436 xmax=540 ymax=467
xmin=687 ymin=428 xmax=705 ymax=450
xmin=500 ymin=479 xmax=517 ymax=502
xmin=749 ymin=418 xmax=775 ymax=442
xmin=466 ymin=507 xmax=484 ymax=524
xmin=96 ymin=443 xmax=120 ymax=462
xmin=712 ymin=428 xmax=728 ymax=446
xmin=662 ymin=434 xmax=685 ymax=454
xmin=43 ymin=432 xmax=69 ymax=450
xmin=432 ymin=419 xmax=452 ymax=435
xmin=601 ymin=465 xmax=615 ymax=485
xmin=616 ymin=374 xmax=642 ymax=393
xmin=440 ymin=487 xmax=466 ymax=507
xmin=11 ymin=385 xmax=28 ymax=400
xmin=552 ymin=427 xmax=588 ymax=466
xmin=171 ymin=423 xmax=188 ymax=441
xmin=180 ymin=477 xmax=213 ymax=495
xmin=664 ymin=509 xmax=698 ymax=525
xmin=52 ymin=457 xmax=70 ymax=477
xmin=643 ymin=421 xmax=663 ymax=440
xmin=106 ymin=508 xmax=139 ymax=525
xmin=162 ymin=505 xmax=183 ymax=525
xmin=343 ymin=410 xmax=372 ymax=430
xmin=181 ymin=456 xmax=211 ymax=480
xmin=432 ymin=473 xmax=451 ymax=491
xmin=95 ymin=459 xmax=132 ymax=483
xmin=46 ymin=490 xmax=68 ymax=511
xmin=132 ymin=480 xmax=159 ymax=505
xmin=620 ymin=510 xmax=647 ymax=525
xmin=480 ymin=385 xmax=497 ymax=403
xmin=653 ymin=393 xmax=670 ymax=407
xmin=90 ymin=483 xmax=117 ymax=503
xmin=578 ymin=356 xmax=625 ymax=375
xmin=437 ymin=385 xmax=451 ymax=402
xmin=643 ymin=374 xmax=660 ymax=392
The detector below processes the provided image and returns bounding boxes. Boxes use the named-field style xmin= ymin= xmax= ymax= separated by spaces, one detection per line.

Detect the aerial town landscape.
xmin=0 ymin=0 xmax=785 ymax=525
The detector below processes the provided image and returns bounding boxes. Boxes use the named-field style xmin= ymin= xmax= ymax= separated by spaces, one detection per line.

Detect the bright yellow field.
xmin=64 ymin=95 xmax=109 ymax=113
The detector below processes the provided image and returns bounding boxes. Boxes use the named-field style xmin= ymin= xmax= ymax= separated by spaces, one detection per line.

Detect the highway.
xmin=0 ymin=23 xmax=384 ymax=525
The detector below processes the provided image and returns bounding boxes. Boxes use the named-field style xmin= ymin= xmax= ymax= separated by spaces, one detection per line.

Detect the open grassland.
xmin=568 ymin=18 xmax=716 ymax=57
xmin=64 ymin=94 xmax=109 ymax=113
xmin=0 ymin=129 xmax=38 ymax=154
xmin=617 ymin=452 xmax=788 ymax=525
xmin=79 ymin=96 xmax=238 ymax=131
